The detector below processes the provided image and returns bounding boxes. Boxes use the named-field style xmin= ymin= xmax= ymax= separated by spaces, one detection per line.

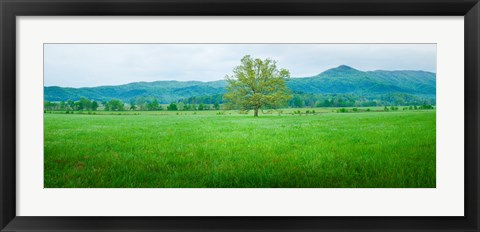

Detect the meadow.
xmin=44 ymin=108 xmax=436 ymax=188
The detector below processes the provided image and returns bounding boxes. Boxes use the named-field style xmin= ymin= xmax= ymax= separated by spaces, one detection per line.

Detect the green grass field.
xmin=44 ymin=109 xmax=436 ymax=188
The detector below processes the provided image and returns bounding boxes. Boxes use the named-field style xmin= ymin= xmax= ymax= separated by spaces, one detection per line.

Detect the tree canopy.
xmin=105 ymin=99 xmax=124 ymax=111
xmin=223 ymin=55 xmax=292 ymax=117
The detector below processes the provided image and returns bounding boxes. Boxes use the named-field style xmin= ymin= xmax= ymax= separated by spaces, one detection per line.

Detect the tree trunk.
xmin=254 ymin=108 xmax=259 ymax=117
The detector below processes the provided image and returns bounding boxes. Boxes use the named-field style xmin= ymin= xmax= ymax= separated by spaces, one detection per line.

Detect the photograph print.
xmin=44 ymin=44 xmax=436 ymax=188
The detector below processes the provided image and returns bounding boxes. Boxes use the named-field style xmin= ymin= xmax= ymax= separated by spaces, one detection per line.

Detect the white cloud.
xmin=44 ymin=44 xmax=436 ymax=87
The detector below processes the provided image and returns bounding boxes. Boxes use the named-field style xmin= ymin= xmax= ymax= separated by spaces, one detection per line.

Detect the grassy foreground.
xmin=44 ymin=110 xmax=436 ymax=188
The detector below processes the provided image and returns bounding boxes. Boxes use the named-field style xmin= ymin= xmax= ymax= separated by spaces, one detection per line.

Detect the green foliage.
xmin=129 ymin=99 xmax=137 ymax=110
xmin=44 ymin=101 xmax=57 ymax=111
xmin=79 ymin=97 xmax=91 ymax=110
xmin=105 ymin=99 xmax=124 ymax=111
xmin=183 ymin=104 xmax=194 ymax=111
xmin=419 ymin=104 xmax=434 ymax=110
xmin=59 ymin=101 xmax=66 ymax=110
xmin=135 ymin=97 xmax=147 ymax=110
xmin=46 ymin=98 xmax=99 ymax=111
xmin=67 ymin=100 xmax=74 ymax=109
xmin=178 ymin=94 xmax=223 ymax=105
xmin=177 ymin=102 xmax=185 ymax=111
xmin=147 ymin=99 xmax=161 ymax=111
xmin=224 ymin=55 xmax=293 ymax=117
xmin=167 ymin=103 xmax=178 ymax=111
xmin=213 ymin=102 xmax=220 ymax=110
xmin=297 ymin=92 xmax=434 ymax=108
xmin=292 ymin=97 xmax=304 ymax=108
xmin=91 ymin=101 xmax=98 ymax=111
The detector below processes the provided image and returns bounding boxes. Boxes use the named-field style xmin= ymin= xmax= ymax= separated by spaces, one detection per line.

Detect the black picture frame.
xmin=1 ymin=0 xmax=479 ymax=231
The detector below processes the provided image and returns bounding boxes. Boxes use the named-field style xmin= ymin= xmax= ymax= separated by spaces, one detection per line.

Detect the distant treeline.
xmin=44 ymin=93 xmax=435 ymax=112
xmin=44 ymin=97 xmax=221 ymax=111
xmin=289 ymin=92 xmax=435 ymax=108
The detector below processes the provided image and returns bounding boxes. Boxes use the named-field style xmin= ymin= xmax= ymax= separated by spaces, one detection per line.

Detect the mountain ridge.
xmin=44 ymin=65 xmax=436 ymax=103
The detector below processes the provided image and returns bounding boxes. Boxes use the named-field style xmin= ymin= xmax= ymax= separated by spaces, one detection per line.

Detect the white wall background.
xmin=17 ymin=16 xmax=464 ymax=216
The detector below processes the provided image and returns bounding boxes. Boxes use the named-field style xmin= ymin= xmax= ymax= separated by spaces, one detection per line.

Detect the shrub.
xmin=167 ymin=103 xmax=178 ymax=111
xmin=419 ymin=104 xmax=434 ymax=110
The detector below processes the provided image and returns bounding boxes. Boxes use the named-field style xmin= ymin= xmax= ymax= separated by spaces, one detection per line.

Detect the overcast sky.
xmin=44 ymin=44 xmax=436 ymax=88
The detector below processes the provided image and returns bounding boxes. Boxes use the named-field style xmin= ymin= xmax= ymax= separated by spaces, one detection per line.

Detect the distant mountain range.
xmin=44 ymin=65 xmax=436 ymax=103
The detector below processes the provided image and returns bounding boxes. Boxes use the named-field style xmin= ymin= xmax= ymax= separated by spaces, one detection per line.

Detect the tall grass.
xmin=44 ymin=110 xmax=436 ymax=188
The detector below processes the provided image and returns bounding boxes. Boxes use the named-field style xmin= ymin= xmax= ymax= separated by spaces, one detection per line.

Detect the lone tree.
xmin=224 ymin=55 xmax=292 ymax=117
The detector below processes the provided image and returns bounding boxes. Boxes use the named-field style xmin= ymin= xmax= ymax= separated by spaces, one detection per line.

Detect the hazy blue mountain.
xmin=44 ymin=80 xmax=228 ymax=103
xmin=286 ymin=65 xmax=435 ymax=97
xmin=44 ymin=65 xmax=436 ymax=103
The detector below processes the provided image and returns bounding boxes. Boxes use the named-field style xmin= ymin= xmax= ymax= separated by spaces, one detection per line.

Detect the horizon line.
xmin=44 ymin=65 xmax=436 ymax=89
